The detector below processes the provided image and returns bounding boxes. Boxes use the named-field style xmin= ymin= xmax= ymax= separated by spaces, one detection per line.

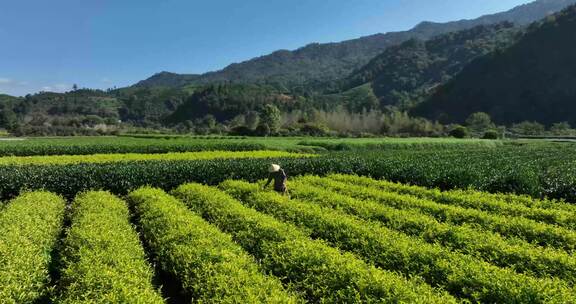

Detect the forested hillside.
xmin=414 ymin=5 xmax=576 ymax=125
xmin=136 ymin=0 xmax=575 ymax=91
xmin=343 ymin=23 xmax=520 ymax=110
xmin=0 ymin=88 xmax=193 ymax=135
xmin=2 ymin=0 xmax=576 ymax=136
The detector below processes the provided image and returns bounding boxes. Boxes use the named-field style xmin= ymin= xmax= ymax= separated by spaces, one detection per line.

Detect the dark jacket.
xmin=265 ymin=169 xmax=287 ymax=193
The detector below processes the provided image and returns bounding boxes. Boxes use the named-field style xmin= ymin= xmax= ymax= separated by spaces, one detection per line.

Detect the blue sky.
xmin=0 ymin=0 xmax=532 ymax=96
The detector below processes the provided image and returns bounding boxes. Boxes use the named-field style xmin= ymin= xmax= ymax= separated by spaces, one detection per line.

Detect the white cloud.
xmin=40 ymin=83 xmax=72 ymax=93
xmin=0 ymin=78 xmax=12 ymax=84
xmin=100 ymin=77 xmax=112 ymax=83
xmin=54 ymin=83 xmax=71 ymax=91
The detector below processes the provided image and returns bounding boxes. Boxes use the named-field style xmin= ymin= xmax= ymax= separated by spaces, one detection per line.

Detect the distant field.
xmin=0 ymin=135 xmax=505 ymax=156
xmin=0 ymin=136 xmax=266 ymax=156
xmin=297 ymin=137 xmax=504 ymax=150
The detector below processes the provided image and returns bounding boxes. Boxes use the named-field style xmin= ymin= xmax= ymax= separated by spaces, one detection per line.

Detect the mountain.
xmin=409 ymin=0 xmax=576 ymax=36
xmin=136 ymin=0 xmax=576 ymax=91
xmin=413 ymin=4 xmax=576 ymax=126
xmin=136 ymin=72 xmax=200 ymax=88
xmin=343 ymin=22 xmax=520 ymax=110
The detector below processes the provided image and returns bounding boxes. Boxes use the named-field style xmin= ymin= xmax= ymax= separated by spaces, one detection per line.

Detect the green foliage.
xmin=298 ymin=137 xmax=499 ymax=151
xmin=259 ymin=104 xmax=281 ymax=133
xmin=344 ymin=23 xmax=519 ymax=109
xmin=0 ymin=150 xmax=308 ymax=167
xmin=0 ymin=137 xmax=265 ymax=157
xmin=128 ymin=187 xmax=299 ymax=303
xmin=221 ymin=180 xmax=573 ymax=303
xmin=449 ymin=125 xmax=469 ymax=138
xmin=172 ymin=183 xmax=456 ymax=303
xmin=0 ymin=143 xmax=576 ymax=202
xmin=328 ymin=174 xmax=576 ymax=229
xmin=315 ymin=176 xmax=576 ymax=252
xmin=0 ymin=192 xmax=66 ymax=303
xmin=337 ymin=84 xmax=380 ymax=112
xmin=483 ymin=130 xmax=500 ymax=139
xmin=417 ymin=5 xmax=576 ymax=125
xmin=166 ymin=84 xmax=292 ymax=125
xmin=550 ymin=122 xmax=573 ymax=135
xmin=254 ymin=123 xmax=271 ymax=136
xmin=512 ymin=121 xmax=546 ymax=136
xmin=466 ymin=112 xmax=494 ymax=133
xmin=298 ymin=123 xmax=330 ymax=136
xmin=291 ymin=176 xmax=576 ymax=283
xmin=55 ymin=191 xmax=163 ymax=303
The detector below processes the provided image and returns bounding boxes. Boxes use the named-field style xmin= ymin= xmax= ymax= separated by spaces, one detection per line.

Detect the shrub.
xmin=173 ymin=183 xmax=456 ymax=303
xmin=315 ymin=176 xmax=576 ymax=251
xmin=128 ymin=187 xmax=299 ymax=303
xmin=0 ymin=144 xmax=574 ymax=203
xmin=229 ymin=125 xmax=254 ymax=136
xmin=0 ymin=192 xmax=65 ymax=303
xmin=221 ymin=180 xmax=574 ymax=303
xmin=55 ymin=191 xmax=163 ymax=303
xmin=289 ymin=176 xmax=576 ymax=284
xmin=483 ymin=130 xmax=500 ymax=139
xmin=449 ymin=125 xmax=469 ymax=138
xmin=298 ymin=123 xmax=330 ymax=136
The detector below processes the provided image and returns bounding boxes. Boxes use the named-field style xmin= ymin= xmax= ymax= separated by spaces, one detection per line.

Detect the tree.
xmin=512 ymin=121 xmax=545 ymax=136
xmin=449 ymin=125 xmax=469 ymax=138
xmin=244 ymin=111 xmax=260 ymax=130
xmin=482 ymin=130 xmax=500 ymax=139
xmin=259 ymin=104 xmax=281 ymax=133
xmin=465 ymin=112 xmax=493 ymax=133
xmin=72 ymin=84 xmax=78 ymax=91
xmin=0 ymin=105 xmax=17 ymax=129
xmin=550 ymin=122 xmax=572 ymax=135
xmin=82 ymin=115 xmax=105 ymax=127
xmin=201 ymin=114 xmax=217 ymax=130
xmin=255 ymin=123 xmax=271 ymax=137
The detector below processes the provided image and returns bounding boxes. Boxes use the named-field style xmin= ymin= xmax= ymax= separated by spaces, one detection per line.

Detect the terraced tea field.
xmin=2 ymin=174 xmax=576 ymax=303
xmin=2 ymin=137 xmax=576 ymax=303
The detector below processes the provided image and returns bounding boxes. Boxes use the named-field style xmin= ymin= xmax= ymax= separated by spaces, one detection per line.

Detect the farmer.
xmin=264 ymin=163 xmax=288 ymax=194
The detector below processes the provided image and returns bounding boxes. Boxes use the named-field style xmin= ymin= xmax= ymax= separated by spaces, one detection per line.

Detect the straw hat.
xmin=268 ymin=164 xmax=281 ymax=173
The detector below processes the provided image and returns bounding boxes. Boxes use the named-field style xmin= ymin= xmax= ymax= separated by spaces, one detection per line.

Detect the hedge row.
xmin=128 ymin=187 xmax=299 ymax=303
xmin=315 ymin=178 xmax=576 ymax=251
xmin=329 ymin=174 xmax=576 ymax=229
xmin=0 ymin=137 xmax=266 ymax=156
xmin=0 ymin=143 xmax=575 ymax=202
xmin=55 ymin=191 xmax=163 ymax=303
xmin=172 ymin=183 xmax=456 ymax=303
xmin=0 ymin=150 xmax=308 ymax=166
xmin=289 ymin=177 xmax=576 ymax=283
xmin=0 ymin=157 xmax=315 ymax=200
xmin=0 ymin=192 xmax=66 ymax=303
xmin=221 ymin=180 xmax=574 ymax=303
xmin=297 ymin=138 xmax=503 ymax=151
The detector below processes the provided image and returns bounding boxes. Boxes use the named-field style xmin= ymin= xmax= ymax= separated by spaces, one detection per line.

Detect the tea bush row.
xmin=0 ymin=192 xmax=65 ymax=303
xmin=128 ymin=187 xmax=299 ymax=303
xmin=221 ymin=180 xmax=573 ymax=303
xmin=172 ymin=183 xmax=456 ymax=303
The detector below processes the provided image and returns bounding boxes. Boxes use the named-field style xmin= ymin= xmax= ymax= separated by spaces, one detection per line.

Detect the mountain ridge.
xmin=136 ymin=0 xmax=576 ymax=90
